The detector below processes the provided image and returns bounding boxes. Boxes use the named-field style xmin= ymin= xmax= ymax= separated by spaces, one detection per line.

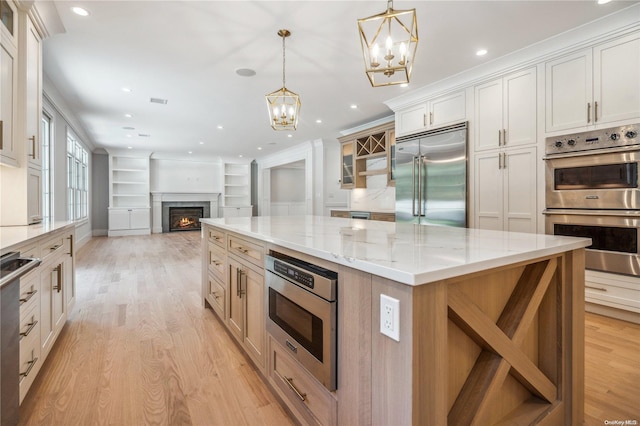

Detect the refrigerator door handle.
xmin=412 ymin=157 xmax=417 ymax=216
xmin=417 ymin=155 xmax=422 ymax=217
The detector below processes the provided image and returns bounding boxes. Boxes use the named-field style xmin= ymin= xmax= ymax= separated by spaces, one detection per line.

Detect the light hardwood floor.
xmin=19 ymin=232 xmax=640 ymax=425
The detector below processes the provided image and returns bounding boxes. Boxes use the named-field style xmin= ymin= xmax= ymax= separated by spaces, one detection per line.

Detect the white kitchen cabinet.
xmin=474 ymin=67 xmax=537 ymax=152
xmin=21 ymin=12 xmax=42 ymax=170
xmin=108 ymin=208 xmax=150 ymax=236
xmin=474 ymin=146 xmax=537 ymax=233
xmin=545 ymin=32 xmax=640 ymax=132
xmin=395 ymin=90 xmax=466 ymax=137
xmin=27 ymin=165 xmax=42 ymax=223
xmin=0 ymin=26 xmax=18 ymax=167
xmin=222 ymin=206 xmax=252 ymax=218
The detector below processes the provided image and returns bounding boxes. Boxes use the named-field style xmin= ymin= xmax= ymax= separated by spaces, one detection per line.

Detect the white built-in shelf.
xmin=224 ymin=163 xmax=251 ymax=209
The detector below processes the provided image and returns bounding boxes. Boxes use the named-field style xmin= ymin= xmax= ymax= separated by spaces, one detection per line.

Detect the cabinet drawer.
xmin=208 ymin=273 xmax=226 ymax=319
xmin=40 ymin=231 xmax=66 ymax=262
xmin=207 ymin=226 xmax=225 ymax=248
xmin=19 ymin=302 xmax=40 ymax=343
xmin=269 ymin=337 xmax=337 ymax=426
xmin=228 ymin=235 xmax=264 ymax=268
xmin=370 ymin=212 xmax=395 ymax=222
xmin=585 ymin=278 xmax=640 ymax=312
xmin=330 ymin=210 xmax=350 ymax=218
xmin=19 ymin=270 xmax=40 ymax=315
xmin=19 ymin=327 xmax=41 ymax=402
xmin=208 ymin=242 xmax=226 ymax=281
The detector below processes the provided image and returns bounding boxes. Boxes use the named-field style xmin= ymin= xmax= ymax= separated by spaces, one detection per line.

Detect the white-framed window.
xmin=41 ymin=111 xmax=53 ymax=222
xmin=66 ymin=132 xmax=88 ymax=221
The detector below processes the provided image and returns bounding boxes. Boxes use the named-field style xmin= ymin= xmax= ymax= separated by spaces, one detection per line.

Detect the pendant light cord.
xmin=282 ymin=34 xmax=286 ymax=88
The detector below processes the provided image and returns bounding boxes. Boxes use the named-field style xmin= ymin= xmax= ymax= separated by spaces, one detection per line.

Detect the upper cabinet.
xmin=395 ymin=90 xmax=466 ymax=137
xmin=474 ymin=67 xmax=537 ymax=152
xmin=338 ymin=121 xmax=394 ymax=189
xmin=0 ymin=0 xmax=18 ymax=167
xmin=545 ymin=32 xmax=640 ymax=133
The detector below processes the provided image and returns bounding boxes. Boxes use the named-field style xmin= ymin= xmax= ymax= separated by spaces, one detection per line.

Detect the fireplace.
xmin=161 ymin=201 xmax=211 ymax=233
xmin=169 ymin=207 xmax=203 ymax=232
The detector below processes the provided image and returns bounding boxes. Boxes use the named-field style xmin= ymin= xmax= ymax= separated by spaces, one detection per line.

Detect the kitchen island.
xmin=200 ymin=215 xmax=590 ymax=425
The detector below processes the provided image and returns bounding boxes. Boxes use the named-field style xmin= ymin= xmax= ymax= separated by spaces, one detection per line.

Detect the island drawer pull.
xmin=20 ymin=318 xmax=38 ymax=340
xmin=50 ymin=244 xmax=62 ymax=251
xmin=20 ymin=289 xmax=38 ymax=305
xmin=20 ymin=355 xmax=38 ymax=378
xmin=275 ymin=370 xmax=307 ymax=402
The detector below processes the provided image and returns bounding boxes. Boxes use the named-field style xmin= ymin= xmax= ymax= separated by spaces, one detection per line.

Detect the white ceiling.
xmin=43 ymin=0 xmax=639 ymax=161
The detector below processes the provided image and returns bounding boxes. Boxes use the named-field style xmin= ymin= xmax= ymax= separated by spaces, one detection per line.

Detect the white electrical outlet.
xmin=380 ymin=294 xmax=400 ymax=341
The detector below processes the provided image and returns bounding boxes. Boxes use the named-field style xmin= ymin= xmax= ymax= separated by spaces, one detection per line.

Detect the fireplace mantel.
xmin=151 ymin=192 xmax=221 ymax=233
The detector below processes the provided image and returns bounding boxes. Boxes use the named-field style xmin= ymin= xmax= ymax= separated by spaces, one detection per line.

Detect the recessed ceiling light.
xmin=400 ymin=83 xmax=409 ymax=88
xmin=122 ymin=87 xmax=132 ymax=93
xmin=217 ymin=125 xmax=223 ymax=130
xmin=239 ymin=154 xmax=243 ymax=158
xmin=236 ymin=68 xmax=256 ymax=77
xmin=71 ymin=6 xmax=89 ymax=16
xmin=124 ymin=113 xmax=132 ymax=118
xmin=257 ymin=147 xmax=262 ymax=150
xmin=287 ymin=134 xmax=293 ymax=138
xmin=127 ymin=146 xmax=132 ymax=149
xmin=188 ymin=151 xmax=193 ymax=154
xmin=350 ymin=104 xmax=358 ymax=109
xmin=316 ymin=119 xmax=322 ymax=124
xmin=476 ymin=49 xmax=488 ymax=56
xmin=597 ymin=0 xmax=611 ymax=4
xmin=126 ymin=134 xmax=132 ymax=138
xmin=199 ymin=141 xmax=204 ymax=145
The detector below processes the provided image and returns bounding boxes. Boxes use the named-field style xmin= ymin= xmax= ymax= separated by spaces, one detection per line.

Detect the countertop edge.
xmin=0 ymin=221 xmax=76 ymax=254
xmin=201 ymin=218 xmax=591 ymax=286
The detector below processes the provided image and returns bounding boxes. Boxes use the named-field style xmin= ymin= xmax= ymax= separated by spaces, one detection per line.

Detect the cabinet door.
xmin=545 ymin=49 xmax=592 ymax=132
xmin=243 ymin=265 xmax=264 ymax=367
xmin=0 ymin=41 xmax=17 ymax=166
xmin=594 ymin=33 xmax=640 ymax=125
xmin=63 ymin=250 xmax=75 ymax=314
xmin=24 ymin=15 xmax=41 ymax=169
xmin=503 ymin=68 xmax=537 ymax=148
xmin=474 ymin=151 xmax=503 ymax=231
xmin=395 ymin=103 xmax=427 ymax=137
xmin=340 ymin=141 xmax=355 ymax=189
xmin=503 ymin=147 xmax=537 ymax=233
xmin=475 ymin=79 xmax=503 ymax=151
xmin=429 ymin=91 xmax=466 ymax=129
xmin=40 ymin=261 xmax=64 ymax=356
xmin=227 ymin=258 xmax=244 ymax=342
xmin=129 ymin=208 xmax=150 ymax=229
xmin=109 ymin=209 xmax=131 ymax=230
xmin=27 ymin=166 xmax=42 ymax=223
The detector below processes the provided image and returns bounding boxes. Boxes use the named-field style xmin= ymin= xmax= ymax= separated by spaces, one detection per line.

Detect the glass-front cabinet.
xmin=341 ymin=141 xmax=355 ymax=189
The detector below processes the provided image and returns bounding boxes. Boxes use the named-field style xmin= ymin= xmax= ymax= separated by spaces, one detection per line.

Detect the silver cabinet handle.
xmin=412 ymin=157 xmax=417 ymax=216
xmin=236 ymin=268 xmax=241 ymax=297
xmin=498 ymin=152 xmax=502 ymax=170
xmin=498 ymin=129 xmax=502 ymax=146
xmin=0 ymin=120 xmax=3 ymax=150
xmin=502 ymin=129 xmax=506 ymax=146
xmin=53 ymin=264 xmax=62 ymax=293
xmin=50 ymin=244 xmax=62 ymax=251
xmin=594 ymin=101 xmax=598 ymax=122
xmin=423 ymin=113 xmax=427 ymax=128
xmin=587 ymin=103 xmax=591 ymax=123
xmin=20 ymin=289 xmax=38 ymax=305
xmin=503 ymin=152 xmax=507 ymax=169
xmin=67 ymin=235 xmax=74 ymax=256
xmin=29 ymin=135 xmax=36 ymax=159
xmin=20 ymin=318 xmax=38 ymax=340
xmin=586 ymin=285 xmax=607 ymax=292
xmin=20 ymin=354 xmax=38 ymax=378
xmin=275 ymin=370 xmax=307 ymax=402
xmin=429 ymin=111 xmax=433 ymax=126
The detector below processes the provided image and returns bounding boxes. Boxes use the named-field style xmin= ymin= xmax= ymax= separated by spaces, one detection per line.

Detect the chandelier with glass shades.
xmin=357 ymin=0 xmax=419 ymax=87
xmin=266 ymin=29 xmax=301 ymax=131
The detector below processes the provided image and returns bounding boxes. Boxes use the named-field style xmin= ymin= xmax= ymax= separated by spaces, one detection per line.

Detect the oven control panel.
xmin=274 ymin=260 xmax=314 ymax=289
xmin=545 ymin=123 xmax=639 ymax=155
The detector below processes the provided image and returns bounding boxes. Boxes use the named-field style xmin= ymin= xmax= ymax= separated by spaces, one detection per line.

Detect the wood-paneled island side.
xmin=200 ymin=216 xmax=590 ymax=425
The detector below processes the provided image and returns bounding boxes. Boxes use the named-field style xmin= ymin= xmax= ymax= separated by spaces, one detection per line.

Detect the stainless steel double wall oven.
xmin=544 ymin=123 xmax=640 ymax=276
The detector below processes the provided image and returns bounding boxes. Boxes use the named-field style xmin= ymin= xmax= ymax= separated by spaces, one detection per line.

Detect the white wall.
xmin=150 ymin=158 xmax=223 ymax=193
xmin=271 ymin=166 xmax=305 ymax=203
xmin=91 ymin=152 xmax=109 ymax=235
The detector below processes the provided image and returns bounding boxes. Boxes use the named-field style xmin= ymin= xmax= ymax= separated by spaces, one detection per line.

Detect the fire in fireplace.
xmin=169 ymin=207 xmax=204 ymax=232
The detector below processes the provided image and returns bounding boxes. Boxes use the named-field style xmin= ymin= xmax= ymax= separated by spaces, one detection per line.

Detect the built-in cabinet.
xmin=338 ymin=121 xmax=395 ymax=189
xmin=10 ymin=224 xmax=76 ymax=403
xmin=474 ymin=146 xmax=537 ymax=233
xmin=474 ymin=67 xmax=537 ymax=151
xmin=107 ymin=151 xmax=151 ymax=236
xmin=395 ymin=90 xmax=466 ymax=137
xmin=0 ymin=3 xmax=44 ymax=225
xmin=223 ymin=162 xmax=251 ymax=217
xmin=545 ymin=32 xmax=640 ymax=133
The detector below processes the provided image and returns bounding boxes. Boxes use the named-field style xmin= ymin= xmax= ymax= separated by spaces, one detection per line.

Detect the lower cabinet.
xmin=108 ymin=207 xmax=151 ymax=236
xmin=222 ymin=206 xmax=252 ymax=218
xmin=227 ymin=255 xmax=265 ymax=370
xmin=268 ymin=336 xmax=337 ymax=426
xmin=14 ymin=225 xmax=75 ymax=403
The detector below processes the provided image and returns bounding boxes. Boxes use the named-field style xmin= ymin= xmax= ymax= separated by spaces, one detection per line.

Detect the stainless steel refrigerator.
xmin=394 ymin=122 xmax=467 ymax=226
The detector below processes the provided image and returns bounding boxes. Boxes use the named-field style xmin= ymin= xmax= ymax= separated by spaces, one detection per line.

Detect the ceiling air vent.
xmin=138 ymin=133 xmax=151 ymax=138
xmin=122 ymin=126 xmax=135 ymax=130
xmin=150 ymin=97 xmax=168 ymax=104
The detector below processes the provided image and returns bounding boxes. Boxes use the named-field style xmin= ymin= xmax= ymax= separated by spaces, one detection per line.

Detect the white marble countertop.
xmin=0 ymin=221 xmax=75 ymax=254
xmin=200 ymin=216 xmax=591 ymax=285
